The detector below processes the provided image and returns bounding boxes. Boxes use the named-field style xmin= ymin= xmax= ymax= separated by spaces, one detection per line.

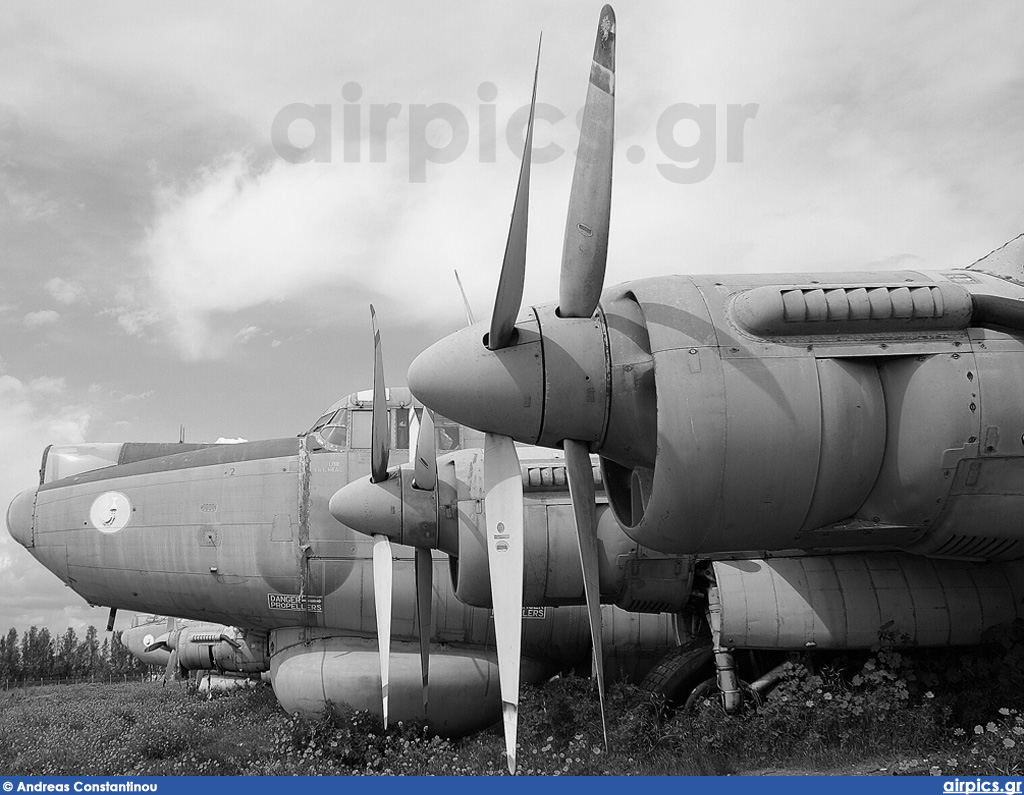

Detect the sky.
xmin=1 ymin=0 xmax=1023 ymax=638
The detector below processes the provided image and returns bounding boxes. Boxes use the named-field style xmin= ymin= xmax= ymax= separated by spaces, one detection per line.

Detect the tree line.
xmin=0 ymin=625 xmax=154 ymax=682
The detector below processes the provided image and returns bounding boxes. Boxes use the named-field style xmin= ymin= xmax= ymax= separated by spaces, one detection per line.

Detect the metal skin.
xmin=410 ymin=241 xmax=1024 ymax=562
xmin=439 ymin=9 xmax=619 ymax=769
xmin=119 ymin=614 xmax=174 ymax=668
xmin=406 ymin=1 xmax=1024 ymax=725
xmin=120 ymin=613 xmax=265 ymax=681
xmin=328 ymin=445 xmax=697 ymax=612
xmin=5 ymin=387 xmax=679 ymax=736
xmin=712 ymin=555 xmax=1024 ymax=650
xmin=406 ymin=3 xmax=1024 ymax=570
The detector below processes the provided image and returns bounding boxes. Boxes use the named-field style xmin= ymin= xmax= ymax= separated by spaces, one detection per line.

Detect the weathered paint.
xmin=714 ymin=554 xmax=1024 ymax=648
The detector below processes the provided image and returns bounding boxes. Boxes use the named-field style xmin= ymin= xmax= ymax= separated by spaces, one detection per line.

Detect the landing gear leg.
xmin=707 ymin=585 xmax=742 ymax=714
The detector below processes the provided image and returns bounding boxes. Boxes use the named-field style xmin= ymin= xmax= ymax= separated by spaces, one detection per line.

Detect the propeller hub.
xmin=410 ymin=306 xmax=611 ymax=450
xmin=330 ymin=466 xmax=441 ymax=549
xmin=329 ymin=471 xmax=405 ymax=541
xmin=409 ymin=316 xmax=545 ymax=444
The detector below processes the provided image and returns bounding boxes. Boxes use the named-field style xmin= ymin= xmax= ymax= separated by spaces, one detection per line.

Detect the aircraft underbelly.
xmin=714 ymin=554 xmax=1024 ymax=648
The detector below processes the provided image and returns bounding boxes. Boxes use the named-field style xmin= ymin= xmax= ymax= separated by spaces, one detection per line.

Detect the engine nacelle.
xmin=449 ymin=494 xmax=693 ymax=613
xmin=173 ymin=626 xmax=269 ymax=674
xmin=600 ymin=272 xmax=1024 ymax=561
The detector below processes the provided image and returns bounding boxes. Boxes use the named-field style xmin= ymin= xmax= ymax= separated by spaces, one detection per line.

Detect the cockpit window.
xmin=306 ymin=402 xmax=475 ymax=453
xmin=308 ymin=409 xmax=340 ymax=435
xmin=321 ymin=421 xmax=347 ymax=447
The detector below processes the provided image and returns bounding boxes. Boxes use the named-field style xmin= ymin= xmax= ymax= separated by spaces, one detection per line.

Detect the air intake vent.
xmin=732 ymin=282 xmax=973 ymax=337
xmin=522 ymin=462 xmax=601 ymax=492
xmin=932 ymin=534 xmax=1022 ymax=561
xmin=616 ymin=599 xmax=676 ymax=614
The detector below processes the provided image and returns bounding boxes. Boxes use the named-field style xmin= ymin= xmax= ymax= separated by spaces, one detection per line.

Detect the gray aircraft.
xmin=329 ymin=2 xmax=1024 ymax=773
xmin=5 ymin=380 xmax=683 ymax=740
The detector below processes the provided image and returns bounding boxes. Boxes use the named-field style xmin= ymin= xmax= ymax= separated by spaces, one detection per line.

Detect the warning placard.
xmin=268 ymin=593 xmax=323 ymax=613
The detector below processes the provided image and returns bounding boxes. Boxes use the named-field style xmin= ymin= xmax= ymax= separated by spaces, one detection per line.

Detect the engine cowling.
xmin=328 ymin=447 xmax=696 ymax=613
xmin=435 ymin=452 xmax=693 ymax=613
xmin=172 ymin=626 xmax=268 ymax=674
xmin=599 ymin=273 xmax=1024 ymax=561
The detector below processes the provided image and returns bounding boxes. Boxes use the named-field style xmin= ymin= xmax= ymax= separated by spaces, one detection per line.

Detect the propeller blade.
xmin=372 ymin=533 xmax=393 ymax=729
xmin=414 ymin=409 xmax=437 ymax=491
xmin=408 ymin=409 xmax=421 ymax=470
xmin=483 ymin=432 xmax=525 ymax=774
xmin=164 ymin=649 xmax=180 ymax=683
xmin=415 ymin=546 xmax=433 ymax=717
xmin=370 ymin=304 xmax=389 ymax=483
xmin=488 ymin=38 xmax=541 ymax=351
xmin=564 ymin=439 xmax=608 ymax=749
xmin=559 ymin=5 xmax=616 ymax=319
xmin=454 ymin=270 xmax=477 ymax=326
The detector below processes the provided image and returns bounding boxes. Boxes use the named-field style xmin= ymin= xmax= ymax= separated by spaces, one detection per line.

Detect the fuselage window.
xmin=435 ymin=422 xmax=461 ymax=452
xmin=350 ymin=410 xmax=380 ymax=449
xmin=395 ymin=407 xmax=409 ymax=450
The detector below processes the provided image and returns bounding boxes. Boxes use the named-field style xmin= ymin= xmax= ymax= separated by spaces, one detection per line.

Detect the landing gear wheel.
xmin=684 ymin=676 xmax=761 ymax=714
xmin=640 ymin=639 xmax=714 ymax=705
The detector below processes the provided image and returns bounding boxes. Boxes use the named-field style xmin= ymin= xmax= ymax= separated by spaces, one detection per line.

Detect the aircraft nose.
xmin=329 ymin=471 xmax=405 ymax=541
xmin=6 ymin=487 xmax=36 ymax=548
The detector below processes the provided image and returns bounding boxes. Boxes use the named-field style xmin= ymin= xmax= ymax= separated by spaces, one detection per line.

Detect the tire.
xmin=640 ymin=639 xmax=714 ymax=704
xmin=683 ymin=676 xmax=762 ymax=713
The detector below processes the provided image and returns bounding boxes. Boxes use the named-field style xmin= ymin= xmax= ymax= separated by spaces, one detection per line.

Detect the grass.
xmin=3 ymin=642 xmax=1024 ymax=776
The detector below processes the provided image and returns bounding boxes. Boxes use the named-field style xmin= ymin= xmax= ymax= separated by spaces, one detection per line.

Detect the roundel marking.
xmin=143 ymin=634 xmax=154 ymax=649
xmin=89 ymin=491 xmax=132 ymax=533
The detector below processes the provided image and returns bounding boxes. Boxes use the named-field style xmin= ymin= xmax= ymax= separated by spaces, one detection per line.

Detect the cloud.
xmin=139 ymin=148 xmax=534 ymax=359
xmin=141 ymin=153 xmax=402 ymax=359
xmin=27 ymin=376 xmax=66 ymax=395
xmin=113 ymin=390 xmax=154 ymax=403
xmin=101 ymin=305 xmax=163 ymax=338
xmin=23 ymin=310 xmax=59 ymax=327
xmin=4 ymin=187 xmax=59 ymax=222
xmin=234 ymin=325 xmax=261 ymax=344
xmin=45 ymin=277 xmax=86 ymax=305
xmin=98 ymin=285 xmax=163 ymax=339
